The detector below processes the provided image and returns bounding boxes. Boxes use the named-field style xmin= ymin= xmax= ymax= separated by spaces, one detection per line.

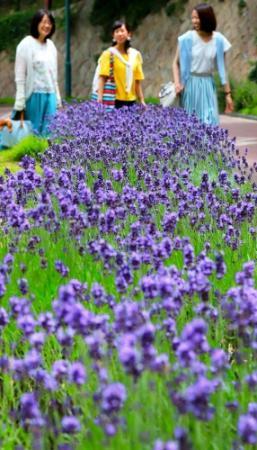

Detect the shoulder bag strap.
xmin=109 ymin=51 xmax=114 ymax=80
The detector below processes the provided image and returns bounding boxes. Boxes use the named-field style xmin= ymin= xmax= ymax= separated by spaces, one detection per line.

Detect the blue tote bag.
xmin=0 ymin=111 xmax=33 ymax=149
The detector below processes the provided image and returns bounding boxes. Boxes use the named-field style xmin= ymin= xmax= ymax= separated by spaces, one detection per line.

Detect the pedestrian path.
xmin=220 ymin=114 xmax=257 ymax=167
xmin=0 ymin=106 xmax=11 ymax=118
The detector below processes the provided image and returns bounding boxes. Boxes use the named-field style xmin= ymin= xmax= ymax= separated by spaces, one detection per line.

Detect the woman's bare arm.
xmin=97 ymin=76 xmax=107 ymax=102
xmin=172 ymin=46 xmax=184 ymax=94
xmin=135 ymin=80 xmax=146 ymax=106
xmin=223 ymin=55 xmax=234 ymax=113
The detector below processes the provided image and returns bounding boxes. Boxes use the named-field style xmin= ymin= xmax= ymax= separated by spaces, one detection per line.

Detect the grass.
xmin=0 ymin=97 xmax=14 ymax=105
xmin=0 ymin=134 xmax=48 ymax=173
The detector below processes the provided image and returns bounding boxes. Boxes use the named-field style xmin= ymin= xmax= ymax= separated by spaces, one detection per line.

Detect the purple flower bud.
xmin=248 ymin=403 xmax=257 ymax=419
xmin=101 ymin=383 xmax=127 ymax=414
xmin=20 ymin=392 xmax=45 ymax=427
xmin=238 ymin=414 xmax=257 ymax=444
xmin=18 ymin=278 xmax=28 ymax=295
xmin=17 ymin=314 xmax=36 ymax=337
xmin=62 ymin=416 xmax=81 ymax=434
xmin=52 ymin=360 xmax=70 ymax=381
xmin=55 ymin=260 xmax=70 ymax=277
xmin=0 ymin=307 xmax=9 ymax=328
xmin=69 ymin=362 xmax=86 ymax=385
xmin=153 ymin=440 xmax=179 ymax=450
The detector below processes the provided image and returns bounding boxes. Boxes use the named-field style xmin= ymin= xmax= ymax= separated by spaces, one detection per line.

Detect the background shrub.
xmin=0 ymin=10 xmax=33 ymax=56
xmin=0 ymin=0 xmax=80 ymax=55
xmin=248 ymin=61 xmax=257 ymax=83
xmin=89 ymin=0 xmax=188 ymax=40
xmin=216 ymin=76 xmax=257 ymax=115
xmin=233 ymin=79 xmax=257 ymax=111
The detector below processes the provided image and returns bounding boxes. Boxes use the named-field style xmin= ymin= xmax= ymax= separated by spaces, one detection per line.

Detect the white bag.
xmin=159 ymin=81 xmax=177 ymax=108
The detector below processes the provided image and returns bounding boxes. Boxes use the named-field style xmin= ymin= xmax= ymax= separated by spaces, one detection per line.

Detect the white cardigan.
xmin=14 ymin=35 xmax=62 ymax=111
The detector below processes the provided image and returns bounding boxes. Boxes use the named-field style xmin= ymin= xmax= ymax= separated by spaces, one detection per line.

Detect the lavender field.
xmin=0 ymin=102 xmax=257 ymax=450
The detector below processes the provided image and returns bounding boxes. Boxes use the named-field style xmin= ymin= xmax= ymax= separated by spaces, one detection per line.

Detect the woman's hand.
xmin=97 ymin=76 xmax=106 ymax=103
xmin=224 ymin=94 xmax=234 ymax=114
xmin=175 ymin=82 xmax=184 ymax=95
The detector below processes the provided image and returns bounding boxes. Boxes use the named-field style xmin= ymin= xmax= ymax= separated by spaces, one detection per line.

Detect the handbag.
xmin=91 ymin=52 xmax=116 ymax=111
xmin=159 ymin=81 xmax=177 ymax=108
xmin=0 ymin=111 xmax=33 ymax=148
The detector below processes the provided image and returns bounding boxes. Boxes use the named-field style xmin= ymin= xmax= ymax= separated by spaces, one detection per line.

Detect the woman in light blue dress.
xmin=172 ymin=3 xmax=234 ymax=125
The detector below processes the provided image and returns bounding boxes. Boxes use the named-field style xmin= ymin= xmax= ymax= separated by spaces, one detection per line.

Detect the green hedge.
xmin=0 ymin=1 xmax=79 ymax=55
xmin=215 ymin=76 xmax=257 ymax=116
xmin=249 ymin=61 xmax=257 ymax=83
xmin=0 ymin=10 xmax=33 ymax=56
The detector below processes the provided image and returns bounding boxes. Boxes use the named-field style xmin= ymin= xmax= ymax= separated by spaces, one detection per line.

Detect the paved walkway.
xmin=220 ymin=114 xmax=257 ymax=167
xmin=0 ymin=106 xmax=11 ymax=118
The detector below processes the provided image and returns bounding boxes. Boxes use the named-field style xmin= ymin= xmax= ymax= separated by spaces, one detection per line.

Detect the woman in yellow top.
xmin=97 ymin=20 xmax=146 ymax=109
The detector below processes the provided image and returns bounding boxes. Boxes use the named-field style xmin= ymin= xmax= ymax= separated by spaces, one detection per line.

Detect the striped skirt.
xmin=181 ymin=74 xmax=219 ymax=125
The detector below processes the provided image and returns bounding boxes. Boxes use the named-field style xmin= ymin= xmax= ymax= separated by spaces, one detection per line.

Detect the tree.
xmin=15 ymin=0 xmax=21 ymax=10
xmin=44 ymin=0 xmax=53 ymax=8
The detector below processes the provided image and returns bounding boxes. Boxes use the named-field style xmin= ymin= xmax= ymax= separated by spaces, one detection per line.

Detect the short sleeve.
xmin=223 ymin=35 xmax=231 ymax=53
xmin=99 ymin=50 xmax=111 ymax=77
xmin=134 ymin=51 xmax=144 ymax=80
xmin=216 ymin=32 xmax=231 ymax=53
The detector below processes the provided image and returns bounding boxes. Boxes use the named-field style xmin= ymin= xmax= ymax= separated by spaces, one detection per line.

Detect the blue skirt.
xmin=182 ymin=74 xmax=219 ymax=125
xmin=25 ymin=92 xmax=57 ymax=136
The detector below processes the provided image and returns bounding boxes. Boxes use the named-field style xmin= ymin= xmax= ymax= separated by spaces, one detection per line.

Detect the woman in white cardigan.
xmin=13 ymin=9 xmax=61 ymax=135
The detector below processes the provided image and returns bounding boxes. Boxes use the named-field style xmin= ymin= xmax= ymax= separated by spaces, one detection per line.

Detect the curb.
xmin=222 ymin=112 xmax=257 ymax=121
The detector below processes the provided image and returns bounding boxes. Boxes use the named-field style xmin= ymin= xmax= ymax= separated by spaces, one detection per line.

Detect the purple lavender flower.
xmin=68 ymin=361 xmax=86 ymax=385
xmin=91 ymin=283 xmax=106 ymax=306
xmin=0 ymin=307 xmax=9 ymax=328
xmin=52 ymin=360 xmax=70 ymax=381
xmin=184 ymin=376 xmax=217 ymax=420
xmin=61 ymin=416 xmax=81 ymax=434
xmin=248 ymin=403 xmax=257 ymax=419
xmin=29 ymin=332 xmax=45 ymax=349
xmin=17 ymin=314 xmax=36 ymax=337
xmin=20 ymin=392 xmax=45 ymax=427
xmin=18 ymin=278 xmax=29 ymax=295
xmin=118 ymin=336 xmax=142 ymax=378
xmin=210 ymin=349 xmax=229 ymax=373
xmin=101 ymin=383 xmax=127 ymax=414
xmin=238 ymin=414 xmax=257 ymax=444
xmin=245 ymin=371 xmax=257 ymax=389
xmin=153 ymin=440 xmax=178 ymax=450
xmin=55 ymin=260 xmax=70 ymax=277
xmin=163 ymin=212 xmax=178 ymax=234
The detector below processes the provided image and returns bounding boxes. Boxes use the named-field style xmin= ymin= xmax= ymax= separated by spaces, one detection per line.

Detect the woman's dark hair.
xmin=193 ymin=4 xmax=217 ymax=33
xmin=111 ymin=20 xmax=131 ymax=52
xmin=30 ymin=9 xmax=55 ymax=41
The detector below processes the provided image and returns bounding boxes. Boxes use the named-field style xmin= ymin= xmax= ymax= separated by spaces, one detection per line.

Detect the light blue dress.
xmin=178 ymin=30 xmax=231 ymax=125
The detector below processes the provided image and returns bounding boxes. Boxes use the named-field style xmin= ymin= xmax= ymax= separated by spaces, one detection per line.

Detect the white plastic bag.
xmin=159 ymin=81 xmax=177 ymax=108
